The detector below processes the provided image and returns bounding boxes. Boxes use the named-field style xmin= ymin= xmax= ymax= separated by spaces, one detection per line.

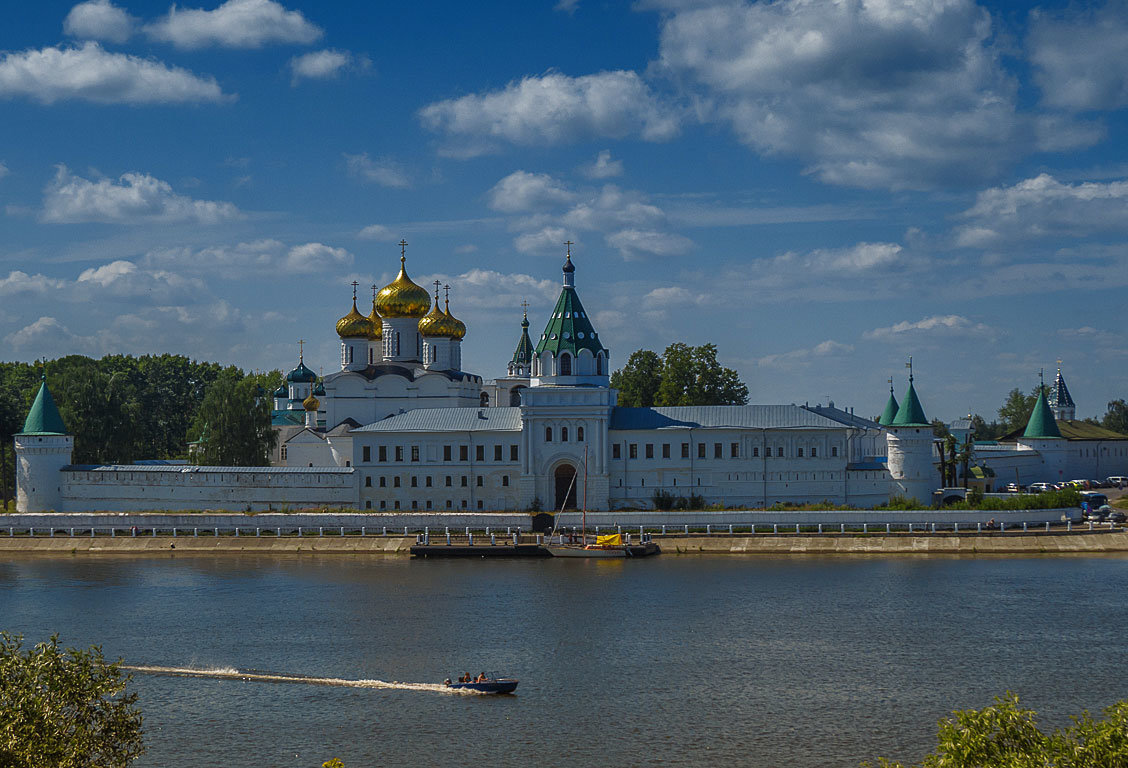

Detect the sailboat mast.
xmin=582 ymin=445 xmax=588 ymax=545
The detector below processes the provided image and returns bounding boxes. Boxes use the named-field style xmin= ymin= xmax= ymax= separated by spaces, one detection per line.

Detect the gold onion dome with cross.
xmin=376 ymin=245 xmax=430 ymax=319
xmin=365 ymin=284 xmax=382 ymax=340
xmin=335 ymin=283 xmax=378 ymax=339
xmin=418 ymin=283 xmax=461 ymax=338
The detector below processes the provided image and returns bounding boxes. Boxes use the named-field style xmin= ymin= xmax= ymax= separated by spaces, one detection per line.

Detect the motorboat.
xmin=447 ymin=677 xmax=519 ymax=694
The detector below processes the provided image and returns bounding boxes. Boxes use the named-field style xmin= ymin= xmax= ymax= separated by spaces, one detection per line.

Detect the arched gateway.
xmin=554 ymin=464 xmax=578 ymax=511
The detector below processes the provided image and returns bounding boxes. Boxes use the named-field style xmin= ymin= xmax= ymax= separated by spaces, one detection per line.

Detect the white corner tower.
xmin=885 ymin=359 xmax=936 ymax=505
xmin=14 ymin=376 xmax=74 ymax=513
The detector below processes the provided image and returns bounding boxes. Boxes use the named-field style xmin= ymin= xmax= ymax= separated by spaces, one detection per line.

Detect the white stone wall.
xmin=321 ymin=368 xmax=482 ymax=428
xmin=886 ymin=426 xmax=936 ymax=503
xmin=14 ymin=434 xmax=74 ymax=512
xmin=58 ymin=467 xmax=357 ymax=512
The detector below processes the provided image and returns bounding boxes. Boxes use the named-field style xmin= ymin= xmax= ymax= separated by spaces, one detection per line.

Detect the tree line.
xmin=938 ymin=385 xmax=1128 ymax=441
xmin=0 ymin=355 xmax=281 ymax=509
xmin=610 ymin=343 xmax=749 ymax=407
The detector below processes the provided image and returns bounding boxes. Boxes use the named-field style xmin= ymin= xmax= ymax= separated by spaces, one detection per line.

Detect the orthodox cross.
xmin=298 ymin=339 xmax=305 ymax=362
xmin=521 ymin=298 xmax=530 ymax=318
xmin=371 ymin=284 xmax=377 ymax=301
xmin=351 ymin=280 xmax=358 ymax=301
xmin=443 ymin=284 xmax=451 ymax=305
xmin=399 ymin=239 xmax=408 ymax=258
xmin=564 ymin=240 xmax=573 ymax=256
xmin=433 ymin=279 xmax=442 ymax=302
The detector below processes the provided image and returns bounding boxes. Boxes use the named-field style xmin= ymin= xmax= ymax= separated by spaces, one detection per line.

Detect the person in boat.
xmin=476 ymin=672 xmax=487 ymax=683
xmin=461 ymin=672 xmax=470 ymax=683
xmin=444 ymin=678 xmax=452 ymax=686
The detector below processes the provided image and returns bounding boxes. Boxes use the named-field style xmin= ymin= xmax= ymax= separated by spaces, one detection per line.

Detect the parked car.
xmin=1108 ymin=510 xmax=1126 ymax=524
xmin=1107 ymin=476 xmax=1128 ymax=489
xmin=1029 ymin=482 xmax=1054 ymax=492
xmin=1068 ymin=479 xmax=1091 ymax=490
xmin=1004 ymin=483 xmax=1024 ymax=493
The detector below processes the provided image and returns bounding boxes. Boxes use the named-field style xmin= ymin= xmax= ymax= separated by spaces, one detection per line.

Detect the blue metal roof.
xmin=62 ymin=465 xmax=353 ymax=474
xmin=609 ymin=405 xmax=847 ymax=431
xmin=802 ymin=404 xmax=882 ymax=430
xmin=352 ymin=407 xmax=523 ymax=433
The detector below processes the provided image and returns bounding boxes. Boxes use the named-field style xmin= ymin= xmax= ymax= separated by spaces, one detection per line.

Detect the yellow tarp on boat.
xmin=596 ymin=534 xmax=622 ymax=546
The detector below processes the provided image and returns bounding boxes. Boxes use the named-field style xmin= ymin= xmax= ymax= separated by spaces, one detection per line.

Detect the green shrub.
xmin=651 ymin=490 xmax=675 ymax=510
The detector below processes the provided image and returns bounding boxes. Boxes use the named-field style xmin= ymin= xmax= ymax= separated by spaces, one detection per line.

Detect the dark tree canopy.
xmin=187 ymin=368 xmax=279 ymax=466
xmin=611 ymin=343 xmax=748 ymax=407
xmin=0 ymin=632 xmax=145 ymax=768
xmin=1104 ymin=399 xmax=1128 ymax=434
xmin=997 ymin=386 xmax=1044 ymax=433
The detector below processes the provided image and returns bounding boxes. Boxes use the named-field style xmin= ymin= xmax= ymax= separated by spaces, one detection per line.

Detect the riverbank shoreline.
xmin=2 ymin=530 xmax=1127 ymax=556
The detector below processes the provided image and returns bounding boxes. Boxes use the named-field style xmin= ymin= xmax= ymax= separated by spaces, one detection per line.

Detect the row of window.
xmin=363 ymin=474 xmax=511 ymax=489
xmin=611 ymin=442 xmax=840 ymax=460
xmin=364 ymin=499 xmax=491 ymax=510
xmin=361 ymin=444 xmax=519 ymax=463
xmin=544 ymin=426 xmax=584 ymax=442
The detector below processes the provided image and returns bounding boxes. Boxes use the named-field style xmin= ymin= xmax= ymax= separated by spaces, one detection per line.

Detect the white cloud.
xmin=419 ymin=70 xmax=680 ymax=156
xmin=0 ymin=42 xmax=229 ymax=105
xmin=1028 ymin=4 xmax=1128 ymax=111
xmin=580 ymin=150 xmax=623 ymax=179
xmin=757 ymin=339 xmax=855 ymax=369
xmin=146 ymin=0 xmax=322 ymax=49
xmin=76 ymin=260 xmax=206 ymax=303
xmin=448 ymin=268 xmax=559 ymax=307
xmin=555 ymin=0 xmax=580 ymax=13
xmin=63 ymin=0 xmax=137 ymax=43
xmin=289 ymin=49 xmax=354 ymax=84
xmin=488 ymin=171 xmax=576 ymax=213
xmin=956 ymin=174 xmax=1128 ymax=247
xmin=864 ymin=315 xmax=993 ymax=340
xmin=357 ymin=224 xmax=397 ymax=241
xmin=142 ymin=238 xmax=350 ymax=275
xmin=0 ymin=271 xmax=66 ymax=296
xmin=5 ymin=317 xmax=86 ymax=352
xmin=42 ymin=166 xmax=241 ymax=224
xmin=652 ymin=0 xmax=1020 ymax=189
xmin=515 ymin=226 xmax=569 ymax=255
xmin=782 ymin=242 xmax=904 ymax=273
xmin=606 ymin=229 xmax=693 ymax=260
xmin=344 ymin=152 xmax=410 ymax=188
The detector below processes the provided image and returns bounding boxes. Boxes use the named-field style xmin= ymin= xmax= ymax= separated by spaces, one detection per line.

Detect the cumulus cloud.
xmin=357 ymin=224 xmax=397 ymax=241
xmin=5 ymin=317 xmax=86 ymax=353
xmin=344 ymin=152 xmax=410 ymax=188
xmin=956 ymin=174 xmax=1128 ymax=247
xmin=76 ymin=260 xmax=206 ymax=303
xmin=0 ymin=271 xmax=66 ymax=296
xmin=580 ymin=150 xmax=623 ymax=179
xmin=146 ymin=0 xmax=322 ymax=49
xmin=864 ymin=315 xmax=993 ymax=340
xmin=142 ymin=239 xmax=351 ymax=275
xmin=1028 ymin=3 xmax=1128 ymax=111
xmin=419 ymin=70 xmax=680 ymax=156
xmin=775 ymin=242 xmax=904 ymax=273
xmin=42 ymin=166 xmax=241 ymax=224
xmin=757 ymin=339 xmax=855 ymax=369
xmin=488 ymin=171 xmax=576 ymax=212
xmin=652 ymin=0 xmax=1020 ymax=189
xmin=63 ymin=0 xmax=137 ymax=43
xmin=0 ymin=42 xmax=229 ymax=104
xmin=290 ymin=49 xmax=362 ymax=84
xmin=606 ymin=229 xmax=693 ymax=260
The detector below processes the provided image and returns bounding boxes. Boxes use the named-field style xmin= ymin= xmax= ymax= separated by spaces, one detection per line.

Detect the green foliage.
xmin=870 ymin=692 xmax=1128 ymax=768
xmin=881 ymin=489 xmax=1081 ymax=511
xmin=611 ymin=343 xmax=748 ymax=407
xmin=651 ymin=489 xmax=675 ymax=510
xmin=1103 ymin=399 xmax=1128 ymax=434
xmin=997 ymin=386 xmax=1047 ymax=434
xmin=0 ymin=632 xmax=145 ymax=768
xmin=188 ymin=368 xmax=279 ymax=467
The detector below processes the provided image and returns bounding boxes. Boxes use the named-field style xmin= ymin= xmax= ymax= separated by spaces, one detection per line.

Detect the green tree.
xmin=0 ymin=632 xmax=145 ymax=767
xmin=609 ymin=349 xmax=663 ymax=407
xmin=870 ymin=692 xmax=1128 ymax=768
xmin=1103 ymin=399 xmax=1128 ymax=435
xmin=188 ymin=368 xmax=278 ymax=466
xmin=997 ymin=387 xmax=1042 ymax=434
xmin=655 ymin=343 xmax=748 ymax=407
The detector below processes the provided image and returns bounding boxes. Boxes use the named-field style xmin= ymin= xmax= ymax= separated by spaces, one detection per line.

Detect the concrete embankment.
xmin=1 ymin=531 xmax=1127 ymax=556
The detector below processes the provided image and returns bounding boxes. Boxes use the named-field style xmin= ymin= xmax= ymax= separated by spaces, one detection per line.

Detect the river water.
xmin=1 ymin=554 xmax=1126 ymax=767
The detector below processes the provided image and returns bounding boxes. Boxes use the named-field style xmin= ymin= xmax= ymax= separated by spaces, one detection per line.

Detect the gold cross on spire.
xmin=520 ymin=299 xmax=530 ymax=318
xmin=371 ymin=283 xmax=377 ymax=300
xmin=350 ymin=280 xmax=358 ymax=301
xmin=433 ymin=279 xmax=441 ymax=301
xmin=399 ymin=239 xmax=408 ymax=258
xmin=298 ymin=339 xmax=305 ymax=361
xmin=443 ymin=283 xmax=451 ymax=307
xmin=564 ymin=240 xmax=573 ymax=256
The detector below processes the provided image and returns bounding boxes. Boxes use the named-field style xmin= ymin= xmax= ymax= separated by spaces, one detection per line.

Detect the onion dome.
xmin=313 ymin=379 xmax=326 ymax=397
xmin=562 ymin=251 xmax=575 ymax=274
xmin=376 ymin=255 xmax=430 ymax=318
xmin=444 ymin=297 xmax=466 ymax=340
xmin=273 ymin=383 xmax=288 ymax=399
xmin=302 ymin=393 xmax=320 ymax=412
xmin=418 ymin=288 xmax=458 ymax=338
xmin=336 ymin=297 xmax=376 ymax=339
xmin=286 ymin=359 xmax=317 ymax=383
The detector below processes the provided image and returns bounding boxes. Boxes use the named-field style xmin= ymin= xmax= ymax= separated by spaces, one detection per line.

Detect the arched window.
xmin=560 ymin=353 xmax=572 ymax=376
xmin=561 ymin=427 xmax=569 ymax=442
xmin=480 ymin=392 xmax=490 ymax=407
xmin=545 ymin=427 xmax=553 ymax=442
xmin=578 ymin=426 xmax=584 ymax=441
xmin=509 ymin=386 xmax=524 ymax=406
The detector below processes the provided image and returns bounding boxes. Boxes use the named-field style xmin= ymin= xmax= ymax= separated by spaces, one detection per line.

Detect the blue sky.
xmin=1 ymin=0 xmax=1126 ymax=422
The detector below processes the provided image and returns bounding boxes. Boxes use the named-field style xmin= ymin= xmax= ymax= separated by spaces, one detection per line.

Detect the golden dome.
xmin=419 ymin=300 xmax=456 ymax=338
xmin=376 ymin=256 xmax=430 ymax=318
xmin=366 ymin=288 xmax=382 ymax=340
xmin=444 ymin=298 xmax=466 ymax=340
xmin=302 ymin=393 xmax=320 ymax=411
xmin=335 ymin=298 xmax=376 ymax=339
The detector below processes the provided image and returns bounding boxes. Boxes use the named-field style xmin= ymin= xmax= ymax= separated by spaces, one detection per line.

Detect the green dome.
xmin=20 ymin=377 xmax=67 ymax=436
xmin=1023 ymin=389 xmax=1062 ymax=439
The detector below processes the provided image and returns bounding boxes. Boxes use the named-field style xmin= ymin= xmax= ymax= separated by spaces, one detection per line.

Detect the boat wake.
xmin=122 ymin=665 xmax=472 ymax=693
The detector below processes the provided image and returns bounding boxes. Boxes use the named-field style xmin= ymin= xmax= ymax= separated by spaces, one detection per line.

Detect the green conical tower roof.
xmin=1023 ymin=388 xmax=1062 ymax=439
xmin=511 ymin=312 xmax=533 ymax=366
xmin=878 ymin=386 xmax=899 ymax=426
xmin=533 ymin=252 xmax=607 ymax=358
xmin=891 ymin=379 xmax=928 ymax=427
xmin=20 ymin=377 xmax=67 ymax=436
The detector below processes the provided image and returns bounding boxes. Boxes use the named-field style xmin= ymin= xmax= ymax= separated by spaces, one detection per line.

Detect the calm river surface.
xmin=1 ymin=554 xmax=1127 ymax=767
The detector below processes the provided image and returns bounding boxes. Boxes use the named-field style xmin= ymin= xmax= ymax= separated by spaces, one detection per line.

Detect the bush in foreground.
xmin=0 ymin=632 xmax=145 ymax=767
xmin=868 ymin=692 xmax=1128 ymax=767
